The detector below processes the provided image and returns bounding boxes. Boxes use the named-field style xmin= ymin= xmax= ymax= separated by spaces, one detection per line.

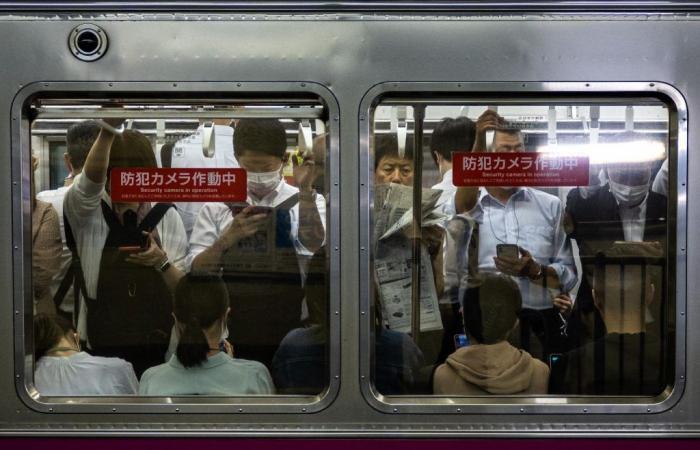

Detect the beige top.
xmin=32 ymin=199 xmax=62 ymax=315
xmin=433 ymin=340 xmax=549 ymax=396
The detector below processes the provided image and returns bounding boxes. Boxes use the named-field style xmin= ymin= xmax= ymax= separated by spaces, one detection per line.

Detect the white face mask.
xmin=247 ymin=169 xmax=282 ymax=197
xmin=609 ymin=179 xmax=649 ymax=207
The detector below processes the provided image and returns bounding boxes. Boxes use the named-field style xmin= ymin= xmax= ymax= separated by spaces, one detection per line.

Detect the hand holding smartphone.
xmin=496 ymin=244 xmax=520 ymax=259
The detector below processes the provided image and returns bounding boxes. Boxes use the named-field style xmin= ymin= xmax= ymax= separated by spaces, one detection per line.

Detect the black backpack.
xmin=65 ymin=201 xmax=175 ymax=376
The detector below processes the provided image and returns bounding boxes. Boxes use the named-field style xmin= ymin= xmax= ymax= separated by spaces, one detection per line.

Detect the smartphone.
xmin=118 ymin=245 xmax=145 ymax=254
xmin=454 ymin=333 xmax=470 ymax=350
xmin=549 ymin=353 xmax=562 ymax=369
xmin=496 ymin=244 xmax=520 ymax=259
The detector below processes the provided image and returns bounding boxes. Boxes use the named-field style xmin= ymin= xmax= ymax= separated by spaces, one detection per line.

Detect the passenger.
xmin=63 ymin=123 xmax=188 ymax=377
xmin=651 ymin=158 xmax=668 ymax=197
xmin=430 ymin=116 xmax=476 ymax=216
xmin=429 ymin=116 xmax=477 ymax=365
xmin=374 ymin=297 xmax=426 ymax=395
xmin=549 ymin=243 xmax=665 ymax=395
xmin=189 ymin=118 xmax=325 ymax=368
xmin=37 ymin=120 xmax=101 ymax=321
xmin=32 ymin=155 xmax=63 ymax=316
xmin=433 ymin=273 xmax=549 ymax=395
xmin=33 ymin=313 xmax=138 ymax=396
xmin=565 ymin=134 xmax=667 ymax=346
xmin=455 ymin=110 xmax=578 ymax=361
xmin=272 ymin=249 xmax=328 ymax=395
xmin=139 ymin=275 xmax=274 ymax=395
xmin=168 ymin=119 xmax=239 ymax=237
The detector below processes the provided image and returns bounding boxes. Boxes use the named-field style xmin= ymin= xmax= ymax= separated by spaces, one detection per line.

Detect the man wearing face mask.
xmin=189 ymin=118 xmax=325 ymax=368
xmin=564 ymin=132 xmax=667 ymax=347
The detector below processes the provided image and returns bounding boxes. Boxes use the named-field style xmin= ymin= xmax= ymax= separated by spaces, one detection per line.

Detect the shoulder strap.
xmin=277 ymin=193 xmax=300 ymax=211
xmin=138 ymin=203 xmax=175 ymax=233
xmin=61 ymin=214 xmax=91 ymax=324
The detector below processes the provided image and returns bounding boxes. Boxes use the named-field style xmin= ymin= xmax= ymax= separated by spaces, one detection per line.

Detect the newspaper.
xmin=374 ymin=184 xmax=446 ymax=333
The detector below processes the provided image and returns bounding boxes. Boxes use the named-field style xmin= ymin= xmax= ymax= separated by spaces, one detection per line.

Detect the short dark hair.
xmin=174 ymin=275 xmax=230 ymax=368
xmin=462 ymin=273 xmax=522 ymax=344
xmin=66 ymin=120 xmax=101 ymax=170
xmin=374 ymin=134 xmax=414 ymax=170
xmin=233 ymin=118 xmax=287 ymax=160
xmin=430 ymin=117 xmax=476 ymax=162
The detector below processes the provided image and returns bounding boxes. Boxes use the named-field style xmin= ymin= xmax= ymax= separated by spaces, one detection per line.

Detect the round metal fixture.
xmin=69 ymin=24 xmax=108 ymax=62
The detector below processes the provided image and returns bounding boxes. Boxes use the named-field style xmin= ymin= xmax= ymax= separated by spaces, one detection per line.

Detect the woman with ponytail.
xmin=33 ymin=314 xmax=138 ymax=395
xmin=139 ymin=274 xmax=274 ymax=395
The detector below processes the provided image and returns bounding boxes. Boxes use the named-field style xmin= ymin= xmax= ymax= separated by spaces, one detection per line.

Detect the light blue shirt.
xmin=469 ymin=187 xmax=577 ymax=310
xmin=139 ymin=353 xmax=275 ymax=396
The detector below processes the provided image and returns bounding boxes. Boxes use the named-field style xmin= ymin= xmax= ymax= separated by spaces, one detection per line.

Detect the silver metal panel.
xmin=0 ymin=10 xmax=697 ymax=436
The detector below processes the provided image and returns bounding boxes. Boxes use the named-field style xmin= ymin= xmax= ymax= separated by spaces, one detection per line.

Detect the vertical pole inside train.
xmin=411 ymin=105 xmax=426 ymax=341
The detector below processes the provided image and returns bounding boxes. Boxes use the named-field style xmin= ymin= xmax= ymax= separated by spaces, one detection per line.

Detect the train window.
xmin=362 ymin=86 xmax=683 ymax=412
xmin=18 ymin=85 xmax=339 ymax=412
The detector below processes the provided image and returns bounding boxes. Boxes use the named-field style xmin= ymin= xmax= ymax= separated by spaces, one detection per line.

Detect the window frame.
xmin=358 ymin=81 xmax=687 ymax=414
xmin=12 ymin=81 xmax=341 ymax=414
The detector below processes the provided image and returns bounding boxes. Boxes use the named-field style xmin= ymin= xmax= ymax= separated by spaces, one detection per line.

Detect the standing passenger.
xmin=455 ymin=111 xmax=578 ymax=361
xmin=63 ymin=123 xmax=188 ymax=376
xmin=189 ymin=118 xmax=325 ymax=368
xmin=140 ymin=275 xmax=274 ymax=395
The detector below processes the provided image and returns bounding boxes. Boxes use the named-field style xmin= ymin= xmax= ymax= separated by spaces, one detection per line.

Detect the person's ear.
xmin=63 ymin=153 xmax=73 ymax=173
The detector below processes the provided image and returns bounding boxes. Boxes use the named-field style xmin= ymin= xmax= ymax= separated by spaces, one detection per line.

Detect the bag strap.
xmin=138 ymin=203 xmax=175 ymax=233
xmin=62 ymin=214 xmax=91 ymax=323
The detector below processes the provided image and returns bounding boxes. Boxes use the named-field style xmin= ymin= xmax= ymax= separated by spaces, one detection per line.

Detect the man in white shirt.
xmin=455 ymin=111 xmax=578 ymax=360
xmin=189 ymin=118 xmax=325 ymax=367
xmin=430 ymin=116 xmax=476 ymax=216
xmin=36 ymin=120 xmax=101 ymax=321
xmin=169 ymin=120 xmax=239 ymax=237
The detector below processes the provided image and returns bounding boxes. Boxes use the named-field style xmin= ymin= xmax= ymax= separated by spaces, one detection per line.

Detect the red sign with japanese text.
xmin=452 ymin=152 xmax=590 ymax=187
xmin=110 ymin=168 xmax=247 ymax=202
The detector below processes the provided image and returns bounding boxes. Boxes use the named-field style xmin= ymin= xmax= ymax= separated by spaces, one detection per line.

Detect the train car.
xmin=0 ymin=1 xmax=699 ymax=447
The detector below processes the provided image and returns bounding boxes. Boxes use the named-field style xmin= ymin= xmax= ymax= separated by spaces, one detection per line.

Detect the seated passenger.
xmin=549 ymin=243 xmax=664 ymax=395
xmin=433 ymin=273 xmax=549 ymax=395
xmin=63 ymin=123 xmax=188 ymax=377
xmin=272 ymin=249 xmax=328 ymax=395
xmin=139 ymin=275 xmax=274 ymax=395
xmin=189 ymin=118 xmax=326 ymax=368
xmin=33 ymin=313 xmax=138 ymax=396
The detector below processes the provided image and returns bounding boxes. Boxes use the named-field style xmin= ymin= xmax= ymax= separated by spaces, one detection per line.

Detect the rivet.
xmin=647 ymin=408 xmax=652 ymax=412
xmin=681 ymin=375 xmax=685 ymax=380
xmin=334 ymin=116 xmax=339 ymax=121
xmin=172 ymin=83 xmax=178 ymax=87
xmin=237 ymin=83 xmax=242 ymax=87
xmin=585 ymin=83 xmax=590 ymax=87
xmin=334 ymin=246 xmax=339 ymax=251
xmin=108 ymin=83 xmax=113 ymax=87
xmin=681 ymin=312 xmax=685 ymax=316
xmin=43 ymin=83 xmax=49 ymax=87
xmin=14 ymin=246 xmax=18 ymax=250
xmin=361 ymin=375 xmax=365 ymax=379
xmin=359 ymin=116 xmax=365 ymax=121
xmin=15 ymin=410 xmax=20 ymax=414
xmin=583 ymin=409 xmax=588 ymax=413
xmin=457 ymin=84 xmax=462 ymax=88
xmin=393 ymin=408 xmax=398 ymax=413
xmin=650 ymin=83 xmax=656 ymax=87
xmin=15 ymin=310 xmax=19 ymax=315
xmin=520 ymin=408 xmax=524 ymax=413
xmin=175 ymin=408 xmax=180 ymax=412
xmin=112 ymin=408 xmax=117 ymax=412
xmin=334 ymin=311 xmax=339 ymax=315
xmin=301 ymin=408 xmax=307 ymax=412
xmin=48 ymin=408 xmax=53 ymax=412
xmin=15 ymin=374 xmax=20 ymax=379
xmin=238 ymin=408 xmax=244 ymax=412
xmin=335 ymin=375 xmax=339 ymax=379
xmin=457 ymin=408 xmax=462 ymax=413
xmin=301 ymin=83 xmax=306 ymax=87
xmin=13 ymin=181 xmax=17 ymax=185
xmin=334 ymin=182 xmax=338 ymax=186
xmin=361 ymin=311 xmax=365 ymax=315
xmin=361 ymin=247 xmax=365 ymax=251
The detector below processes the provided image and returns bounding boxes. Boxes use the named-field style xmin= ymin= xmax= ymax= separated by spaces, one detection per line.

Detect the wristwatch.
xmin=527 ymin=262 xmax=545 ymax=281
xmin=157 ymin=259 xmax=171 ymax=273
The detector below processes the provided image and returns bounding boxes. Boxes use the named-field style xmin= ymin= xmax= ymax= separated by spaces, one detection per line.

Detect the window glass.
xmin=371 ymin=101 xmax=673 ymax=397
xmin=29 ymin=98 xmax=330 ymax=398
